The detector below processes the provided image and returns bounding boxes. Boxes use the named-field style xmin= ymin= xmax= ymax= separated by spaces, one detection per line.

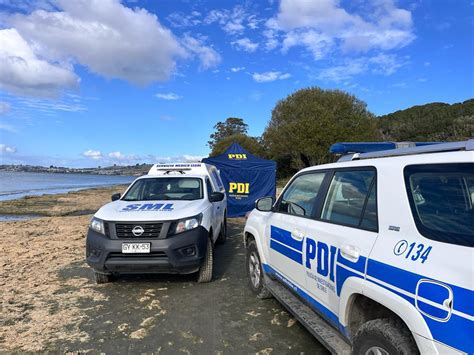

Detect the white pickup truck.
xmin=86 ymin=163 xmax=227 ymax=283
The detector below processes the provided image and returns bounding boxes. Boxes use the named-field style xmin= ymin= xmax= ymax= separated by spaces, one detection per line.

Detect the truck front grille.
xmin=115 ymin=223 xmax=163 ymax=238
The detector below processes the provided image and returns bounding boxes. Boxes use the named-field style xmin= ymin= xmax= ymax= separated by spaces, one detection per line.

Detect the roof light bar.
xmin=331 ymin=140 xmax=473 ymax=161
xmin=329 ymin=141 xmax=441 ymax=155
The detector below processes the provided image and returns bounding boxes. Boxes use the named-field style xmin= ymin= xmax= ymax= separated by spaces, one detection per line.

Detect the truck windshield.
xmin=122 ymin=177 xmax=203 ymax=201
xmin=404 ymin=163 xmax=474 ymax=247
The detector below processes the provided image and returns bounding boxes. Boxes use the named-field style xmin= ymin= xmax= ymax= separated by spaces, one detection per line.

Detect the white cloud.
xmin=181 ymin=35 xmax=221 ymax=70
xmin=0 ymin=101 xmax=11 ymax=115
xmin=0 ymin=123 xmax=18 ymax=133
xmin=182 ymin=155 xmax=204 ymax=162
xmin=268 ymin=0 xmax=415 ymax=58
xmin=263 ymin=29 xmax=279 ymax=51
xmin=15 ymin=96 xmax=87 ymax=113
xmin=107 ymin=151 xmax=140 ymax=162
xmin=318 ymin=60 xmax=366 ymax=82
xmin=0 ymin=28 xmax=79 ymax=97
xmin=1 ymin=0 xmax=221 ymax=97
xmin=205 ymin=6 xmax=246 ymax=34
xmin=148 ymin=154 xmax=204 ymax=163
xmin=368 ymin=53 xmax=408 ymax=75
xmin=7 ymin=0 xmax=185 ymax=86
xmin=282 ymin=30 xmax=333 ymax=60
xmin=81 ymin=150 xmax=202 ymax=165
xmin=252 ymin=71 xmax=291 ymax=83
xmin=231 ymin=37 xmax=259 ymax=52
xmin=82 ymin=149 xmax=102 ymax=160
xmin=317 ymin=54 xmax=408 ymax=82
xmin=166 ymin=11 xmax=202 ymax=28
xmin=155 ymin=92 xmax=183 ymax=100
xmin=108 ymin=151 xmax=125 ymax=159
xmin=0 ymin=144 xmax=17 ymax=153
xmin=231 ymin=67 xmax=245 ymax=72
xmin=247 ymin=15 xmax=260 ymax=30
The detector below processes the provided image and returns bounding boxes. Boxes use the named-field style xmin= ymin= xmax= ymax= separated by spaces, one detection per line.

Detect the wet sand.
xmin=0 ymin=187 xmax=326 ymax=353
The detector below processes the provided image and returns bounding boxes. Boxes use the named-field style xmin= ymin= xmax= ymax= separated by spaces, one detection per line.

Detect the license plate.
xmin=122 ymin=243 xmax=150 ymax=254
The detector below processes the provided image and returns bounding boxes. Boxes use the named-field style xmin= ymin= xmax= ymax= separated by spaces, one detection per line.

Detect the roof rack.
xmin=332 ymin=140 xmax=474 ymax=161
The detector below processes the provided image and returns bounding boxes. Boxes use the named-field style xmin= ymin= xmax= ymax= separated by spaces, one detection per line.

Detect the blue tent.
xmin=203 ymin=143 xmax=276 ymax=217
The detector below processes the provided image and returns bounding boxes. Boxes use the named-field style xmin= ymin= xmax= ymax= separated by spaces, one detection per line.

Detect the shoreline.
xmin=0 ymin=184 xmax=129 ymax=219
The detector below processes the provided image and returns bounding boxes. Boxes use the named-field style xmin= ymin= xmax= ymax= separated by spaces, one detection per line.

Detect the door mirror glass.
xmin=256 ymin=197 xmax=274 ymax=212
xmin=111 ymin=193 xmax=121 ymax=201
xmin=209 ymin=191 xmax=225 ymax=202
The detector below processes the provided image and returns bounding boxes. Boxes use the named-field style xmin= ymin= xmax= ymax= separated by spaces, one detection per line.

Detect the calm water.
xmin=0 ymin=171 xmax=135 ymax=202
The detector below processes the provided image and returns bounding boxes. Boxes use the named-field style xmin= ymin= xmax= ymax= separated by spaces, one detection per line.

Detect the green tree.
xmin=377 ymin=99 xmax=474 ymax=141
xmin=210 ymin=133 xmax=266 ymax=157
xmin=208 ymin=117 xmax=248 ymax=150
xmin=263 ymin=87 xmax=379 ymax=170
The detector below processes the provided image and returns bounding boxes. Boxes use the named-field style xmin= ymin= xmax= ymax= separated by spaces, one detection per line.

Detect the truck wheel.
xmin=246 ymin=240 xmax=272 ymax=299
xmin=197 ymin=237 xmax=213 ymax=283
xmin=94 ymin=270 xmax=113 ymax=284
xmin=216 ymin=216 xmax=227 ymax=245
xmin=352 ymin=318 xmax=419 ymax=355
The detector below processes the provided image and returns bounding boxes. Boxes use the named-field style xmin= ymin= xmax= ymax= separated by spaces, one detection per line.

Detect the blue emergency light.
xmin=329 ymin=142 xmax=441 ymax=155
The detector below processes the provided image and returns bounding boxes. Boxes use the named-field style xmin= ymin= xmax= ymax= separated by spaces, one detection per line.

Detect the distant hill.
xmin=0 ymin=164 xmax=153 ymax=176
xmin=377 ymin=98 xmax=474 ymax=141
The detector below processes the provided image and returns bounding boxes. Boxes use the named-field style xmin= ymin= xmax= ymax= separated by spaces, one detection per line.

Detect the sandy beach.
xmin=0 ymin=186 xmax=127 ymax=351
xmin=0 ymin=186 xmax=322 ymax=353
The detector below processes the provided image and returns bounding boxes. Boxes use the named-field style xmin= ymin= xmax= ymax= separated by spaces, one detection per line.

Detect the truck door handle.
xmin=291 ymin=229 xmax=304 ymax=241
xmin=341 ymin=244 xmax=360 ymax=262
xmin=443 ymin=294 xmax=453 ymax=310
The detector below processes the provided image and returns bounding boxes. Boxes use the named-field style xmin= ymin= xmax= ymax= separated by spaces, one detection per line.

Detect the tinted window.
xmin=321 ymin=170 xmax=376 ymax=229
xmin=211 ymin=169 xmax=224 ymax=191
xmin=123 ymin=178 xmax=203 ymax=201
xmin=405 ymin=163 xmax=474 ymax=247
xmin=206 ymin=178 xmax=214 ymax=195
xmin=278 ymin=173 xmax=326 ymax=217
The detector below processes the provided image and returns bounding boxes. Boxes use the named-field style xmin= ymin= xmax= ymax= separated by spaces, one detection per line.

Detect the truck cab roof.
xmin=299 ymin=139 xmax=474 ymax=174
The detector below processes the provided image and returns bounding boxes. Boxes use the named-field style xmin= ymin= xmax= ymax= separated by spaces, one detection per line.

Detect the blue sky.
xmin=0 ymin=0 xmax=473 ymax=167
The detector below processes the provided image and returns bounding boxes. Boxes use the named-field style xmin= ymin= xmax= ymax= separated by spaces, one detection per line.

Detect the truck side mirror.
xmin=209 ymin=192 xmax=225 ymax=202
xmin=256 ymin=196 xmax=274 ymax=212
xmin=111 ymin=193 xmax=121 ymax=201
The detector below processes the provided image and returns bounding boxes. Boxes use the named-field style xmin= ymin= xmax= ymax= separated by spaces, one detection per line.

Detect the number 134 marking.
xmin=405 ymin=242 xmax=432 ymax=263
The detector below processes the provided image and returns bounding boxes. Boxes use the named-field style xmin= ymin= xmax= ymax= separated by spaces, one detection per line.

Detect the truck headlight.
xmin=90 ymin=217 xmax=105 ymax=235
xmin=173 ymin=214 xmax=202 ymax=234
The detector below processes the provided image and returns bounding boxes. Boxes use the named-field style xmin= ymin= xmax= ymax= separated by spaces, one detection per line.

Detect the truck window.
xmin=122 ymin=178 xmax=203 ymax=201
xmin=321 ymin=169 xmax=376 ymax=230
xmin=210 ymin=169 xmax=224 ymax=191
xmin=206 ymin=178 xmax=214 ymax=195
xmin=277 ymin=172 xmax=326 ymax=217
xmin=404 ymin=163 xmax=474 ymax=247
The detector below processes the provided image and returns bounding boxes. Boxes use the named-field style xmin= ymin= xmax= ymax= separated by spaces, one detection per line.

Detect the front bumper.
xmin=86 ymin=226 xmax=209 ymax=274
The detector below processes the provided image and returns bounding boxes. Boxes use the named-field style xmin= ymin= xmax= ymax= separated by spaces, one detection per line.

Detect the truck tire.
xmin=197 ymin=236 xmax=213 ymax=283
xmin=246 ymin=239 xmax=272 ymax=299
xmin=352 ymin=318 xmax=419 ymax=355
xmin=94 ymin=270 xmax=113 ymax=284
xmin=216 ymin=216 xmax=227 ymax=245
